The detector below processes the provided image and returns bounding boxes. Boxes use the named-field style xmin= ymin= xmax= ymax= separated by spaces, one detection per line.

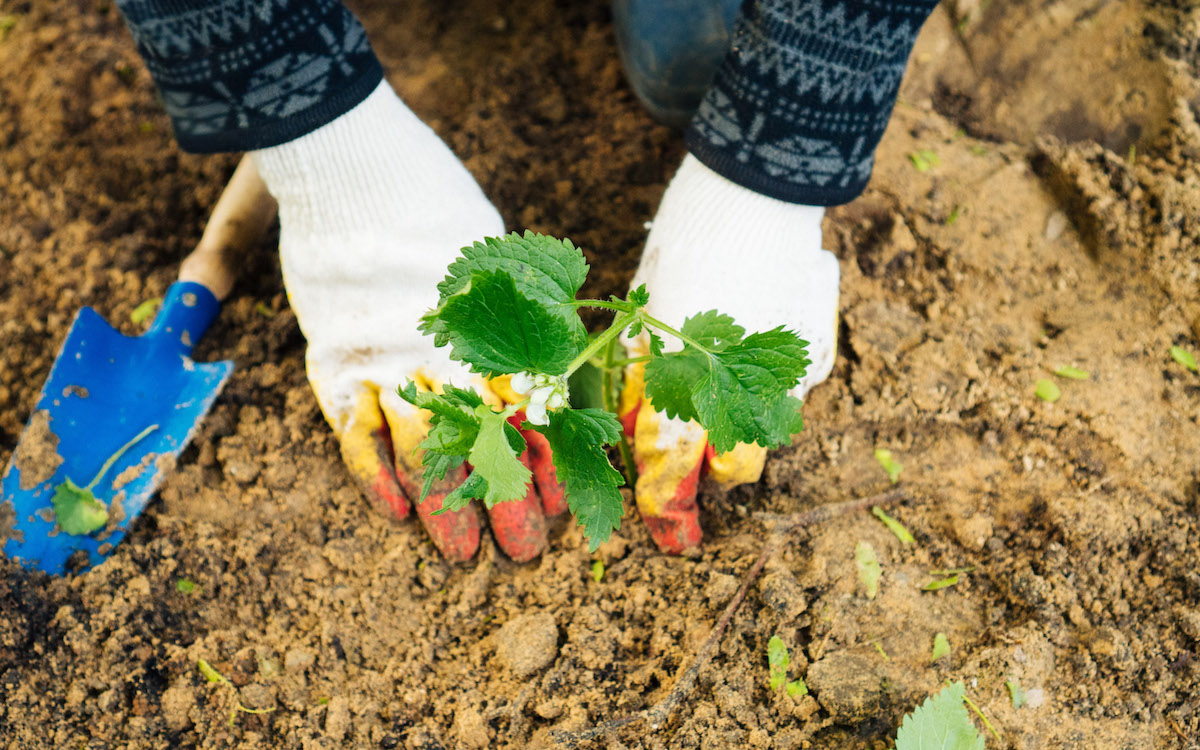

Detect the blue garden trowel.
xmin=1 ymin=281 xmax=233 ymax=574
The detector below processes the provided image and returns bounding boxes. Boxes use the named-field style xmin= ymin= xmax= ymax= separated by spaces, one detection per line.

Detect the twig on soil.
xmin=549 ymin=489 xmax=906 ymax=747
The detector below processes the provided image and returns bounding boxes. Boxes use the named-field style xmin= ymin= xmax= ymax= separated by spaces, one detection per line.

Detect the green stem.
xmin=601 ymin=333 xmax=638 ymax=490
xmin=85 ymin=424 xmax=159 ymax=491
xmin=640 ymin=313 xmax=713 ymax=355
xmin=962 ymin=693 xmax=1001 ymax=743
xmin=568 ymin=299 xmax=636 ymax=313
xmin=564 ymin=310 xmax=637 ymax=378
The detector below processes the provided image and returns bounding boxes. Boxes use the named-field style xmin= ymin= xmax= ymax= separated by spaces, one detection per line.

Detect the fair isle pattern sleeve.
xmin=115 ymin=0 xmax=383 ymax=154
xmin=685 ymin=0 xmax=940 ymax=206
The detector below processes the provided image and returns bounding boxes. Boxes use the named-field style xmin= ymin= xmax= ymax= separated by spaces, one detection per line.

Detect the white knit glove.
xmin=619 ymin=154 xmax=840 ymax=553
xmin=251 ymin=82 xmax=555 ymax=562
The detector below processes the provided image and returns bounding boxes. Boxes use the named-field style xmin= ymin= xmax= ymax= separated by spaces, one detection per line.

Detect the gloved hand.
xmin=249 ymin=82 xmax=564 ymax=561
xmin=619 ymin=155 xmax=840 ymax=554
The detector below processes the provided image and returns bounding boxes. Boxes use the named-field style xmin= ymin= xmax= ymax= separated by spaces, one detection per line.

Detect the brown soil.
xmin=2 ymin=0 xmax=1199 ymax=748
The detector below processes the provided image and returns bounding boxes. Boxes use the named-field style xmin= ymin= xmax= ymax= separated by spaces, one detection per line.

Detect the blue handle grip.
xmin=145 ymin=281 xmax=221 ymax=354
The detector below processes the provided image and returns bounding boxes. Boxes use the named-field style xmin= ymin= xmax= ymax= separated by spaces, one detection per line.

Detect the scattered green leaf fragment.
xmin=872 ymin=506 xmax=915 ymax=544
xmin=909 ymin=149 xmax=941 ymax=173
xmin=0 ymin=14 xmax=17 ymax=39
xmin=945 ymin=205 xmax=963 ymax=225
xmin=874 ymin=448 xmax=903 ymax=484
xmin=1170 ymin=346 xmax=1198 ymax=372
xmin=1127 ymin=144 xmax=1137 ymax=164
xmin=254 ymin=301 xmax=276 ymax=318
xmin=855 ymin=541 xmax=881 ymax=599
xmin=895 ymin=681 xmax=985 ymax=750
xmin=923 ymin=574 xmax=960 ymax=591
xmin=873 ymin=639 xmax=891 ymax=662
xmin=1034 ymin=378 xmax=1060 ymax=402
xmin=1006 ymin=678 xmax=1027 ymax=708
xmin=786 ymin=680 xmax=808 ymax=698
xmin=929 ymin=566 xmax=975 ymax=576
xmin=52 ymin=424 xmax=158 ymax=536
xmin=52 ymin=479 xmax=109 ymax=535
xmin=768 ymin=635 xmax=791 ymax=691
xmin=130 ymin=297 xmax=161 ymax=324
xmin=198 ymin=658 xmax=227 ymax=684
xmin=176 ymin=579 xmax=198 ymax=594
xmin=969 ymin=144 xmax=989 ymax=156
xmin=318 ymin=696 xmax=330 ymax=706
xmin=963 ymin=692 xmax=1002 ymax=743
xmin=590 ymin=560 xmax=604 ymax=583
xmin=931 ymin=632 xmax=951 ymax=663
xmin=1052 ymin=365 xmax=1089 ymax=380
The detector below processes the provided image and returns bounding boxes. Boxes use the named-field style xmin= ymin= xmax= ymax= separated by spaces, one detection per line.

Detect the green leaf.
xmin=590 ymin=560 xmax=604 ymax=583
xmin=768 ymin=635 xmax=790 ymax=691
xmin=424 ymin=231 xmax=588 ymax=351
xmin=931 ymin=632 xmax=951 ymax=663
xmin=874 ymin=448 xmax=903 ymax=484
xmin=681 ymin=310 xmax=744 ymax=351
xmin=130 ymin=297 xmax=162 ymax=325
xmin=176 ymin=579 xmax=198 ymax=594
xmin=51 ymin=479 xmax=108 ymax=535
xmin=1034 ymin=378 xmax=1061 ymax=402
xmin=436 ymin=472 xmax=488 ymax=515
xmin=434 ymin=269 xmax=581 ymax=376
xmin=872 ymin=506 xmax=915 ymax=544
xmin=643 ymin=346 xmax=709 ymax=423
xmin=1052 ymin=365 xmax=1090 ymax=380
xmin=198 ymin=658 xmax=227 ymax=685
xmin=1170 ymin=345 xmax=1198 ymax=372
xmin=398 ymin=383 xmax=487 ymax=502
xmin=1005 ymin=678 xmax=1027 ymax=709
xmin=468 ymin=407 xmax=531 ymax=507
xmin=785 ymin=680 xmax=808 ymax=698
xmin=625 ymin=318 xmax=643 ymax=339
xmin=647 ymin=330 xmax=665 ymax=357
xmin=628 ymin=284 xmax=650 ymax=307
xmin=909 ymin=149 xmax=941 ymax=173
xmin=895 ymin=682 xmax=985 ymax=750
xmin=536 ymin=408 xmax=625 ymax=551
xmin=923 ymin=574 xmax=960 ymax=591
xmin=855 ymin=541 xmax=881 ymax=599
xmin=671 ymin=327 xmax=808 ymax=453
xmin=945 ymin=205 xmax=963 ymax=225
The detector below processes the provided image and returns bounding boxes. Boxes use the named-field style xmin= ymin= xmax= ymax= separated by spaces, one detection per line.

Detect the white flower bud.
xmin=546 ymin=391 xmax=566 ymax=409
xmin=526 ymin=401 xmax=548 ymax=426
xmin=511 ymin=371 xmax=535 ymax=395
xmin=529 ymin=386 xmax=552 ymax=406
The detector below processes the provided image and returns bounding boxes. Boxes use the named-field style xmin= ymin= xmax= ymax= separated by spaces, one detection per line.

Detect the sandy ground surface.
xmin=1 ymin=0 xmax=1199 ymax=747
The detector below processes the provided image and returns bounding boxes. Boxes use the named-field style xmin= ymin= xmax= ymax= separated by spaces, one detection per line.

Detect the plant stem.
xmin=564 ymin=311 xmax=637 ymax=378
xmin=640 ymin=313 xmax=712 ymax=355
xmin=568 ymin=299 xmax=636 ymax=313
xmin=85 ymin=424 xmax=158 ymax=491
xmin=962 ymin=692 xmax=1002 ymax=743
xmin=601 ymin=333 xmax=638 ymax=490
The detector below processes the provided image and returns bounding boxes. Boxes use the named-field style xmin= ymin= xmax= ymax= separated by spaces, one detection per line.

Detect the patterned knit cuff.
xmin=685 ymin=0 xmax=940 ymax=206
xmin=116 ymin=0 xmax=383 ymax=154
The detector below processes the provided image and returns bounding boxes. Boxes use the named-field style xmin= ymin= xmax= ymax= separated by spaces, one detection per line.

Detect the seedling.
xmin=404 ymin=233 xmax=810 ymax=550
xmin=1034 ymin=378 xmax=1060 ymax=402
xmin=931 ymin=632 xmax=951 ymax=662
xmin=1005 ymin=677 xmax=1027 ymax=708
xmin=130 ymin=297 xmax=161 ymax=325
xmin=874 ymin=448 xmax=903 ymax=484
xmin=176 ymin=579 xmax=198 ymax=594
xmin=923 ymin=574 xmax=960 ymax=591
xmin=1052 ymin=365 xmax=1089 ymax=380
xmin=909 ymin=149 xmax=941 ymax=173
xmin=895 ymin=681 xmax=984 ymax=750
xmin=1170 ymin=345 xmax=1198 ymax=372
xmin=855 ymin=541 xmax=881 ymax=599
xmin=767 ymin=635 xmax=807 ymax=696
xmin=197 ymin=658 xmax=276 ymax=726
xmin=590 ymin=560 xmax=604 ymax=583
xmin=872 ymin=505 xmax=914 ymax=543
xmin=51 ymin=424 xmax=157 ymax=535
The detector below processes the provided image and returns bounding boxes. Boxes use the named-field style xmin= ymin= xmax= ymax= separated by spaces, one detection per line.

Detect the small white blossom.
xmin=511 ymin=370 xmax=569 ymax=426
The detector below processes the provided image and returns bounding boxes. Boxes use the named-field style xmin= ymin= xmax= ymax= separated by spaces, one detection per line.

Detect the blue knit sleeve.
xmin=685 ymin=0 xmax=940 ymax=206
xmin=115 ymin=0 xmax=383 ymax=154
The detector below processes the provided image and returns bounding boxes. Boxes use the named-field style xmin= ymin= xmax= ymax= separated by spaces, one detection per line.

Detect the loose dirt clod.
xmin=12 ymin=409 xmax=63 ymax=490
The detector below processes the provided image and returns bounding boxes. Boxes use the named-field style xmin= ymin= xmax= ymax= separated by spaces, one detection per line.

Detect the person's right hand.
xmin=249 ymin=82 xmax=565 ymax=562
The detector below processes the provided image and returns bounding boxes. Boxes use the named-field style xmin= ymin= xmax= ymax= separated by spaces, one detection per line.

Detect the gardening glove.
xmin=250 ymin=81 xmax=563 ymax=562
xmin=619 ymin=154 xmax=839 ymax=553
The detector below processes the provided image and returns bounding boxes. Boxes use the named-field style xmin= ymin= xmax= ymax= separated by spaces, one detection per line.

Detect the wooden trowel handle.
xmin=178 ymin=155 xmax=278 ymax=301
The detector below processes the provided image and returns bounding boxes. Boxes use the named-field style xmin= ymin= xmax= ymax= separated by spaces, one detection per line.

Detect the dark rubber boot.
xmin=612 ymin=0 xmax=742 ymax=128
